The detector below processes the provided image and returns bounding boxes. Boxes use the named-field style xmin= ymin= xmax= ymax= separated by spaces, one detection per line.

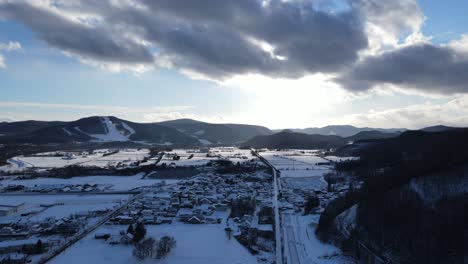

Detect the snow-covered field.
xmin=0 ymin=194 xmax=128 ymax=223
xmin=282 ymin=177 xmax=328 ymax=191
xmin=0 ymin=149 xmax=151 ymax=172
xmin=81 ymin=149 xmax=150 ymax=167
xmin=158 ymin=147 xmax=261 ymax=167
xmin=51 ymin=224 xmax=259 ymax=264
xmin=0 ymin=174 xmax=179 ymax=191
xmin=261 ymin=151 xmax=332 ymax=188
xmin=159 ymin=149 xmax=216 ymax=167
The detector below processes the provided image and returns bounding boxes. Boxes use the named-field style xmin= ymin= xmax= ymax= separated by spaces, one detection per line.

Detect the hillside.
xmin=243 ymin=129 xmax=401 ymax=150
xmin=242 ymin=130 xmax=347 ymax=149
xmin=0 ymin=120 xmax=65 ymax=136
xmin=420 ymin=125 xmax=457 ymax=132
xmin=318 ymin=128 xmax=468 ymax=263
xmin=158 ymin=119 xmax=272 ymax=144
xmin=0 ymin=116 xmax=198 ymax=145
xmin=347 ymin=130 xmax=401 ymax=142
xmin=0 ymin=116 xmax=271 ymax=146
xmin=283 ymin=125 xmax=404 ymax=137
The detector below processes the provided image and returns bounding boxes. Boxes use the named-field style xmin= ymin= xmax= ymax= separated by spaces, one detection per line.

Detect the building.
xmin=0 ymin=203 xmax=25 ymax=217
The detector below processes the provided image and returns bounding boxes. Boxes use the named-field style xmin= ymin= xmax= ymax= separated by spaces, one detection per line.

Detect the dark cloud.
xmin=2 ymin=0 xmax=466 ymax=95
xmin=336 ymin=44 xmax=468 ymax=94
xmin=0 ymin=0 xmax=368 ymax=77
xmin=0 ymin=2 xmax=154 ymax=64
xmin=136 ymin=0 xmax=368 ymax=77
xmin=351 ymin=0 xmax=424 ymax=36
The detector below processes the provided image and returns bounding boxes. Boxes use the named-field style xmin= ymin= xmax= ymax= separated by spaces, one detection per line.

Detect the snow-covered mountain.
xmin=158 ymin=118 xmax=272 ymax=145
xmin=0 ymin=116 xmax=272 ymax=146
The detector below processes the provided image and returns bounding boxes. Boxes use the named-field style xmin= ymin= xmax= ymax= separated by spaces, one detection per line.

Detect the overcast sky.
xmin=0 ymin=0 xmax=467 ymax=129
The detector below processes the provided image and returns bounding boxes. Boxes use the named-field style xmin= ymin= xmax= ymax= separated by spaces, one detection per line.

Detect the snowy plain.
xmin=51 ymin=224 xmax=259 ymax=264
xmin=0 ymin=174 xmax=179 ymax=191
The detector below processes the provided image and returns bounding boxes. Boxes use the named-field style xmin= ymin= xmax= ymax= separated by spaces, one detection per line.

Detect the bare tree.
xmin=133 ymin=237 xmax=158 ymax=260
xmin=157 ymin=236 xmax=176 ymax=259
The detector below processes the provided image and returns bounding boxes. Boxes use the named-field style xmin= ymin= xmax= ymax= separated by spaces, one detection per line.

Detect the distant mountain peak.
xmin=158 ymin=118 xmax=203 ymax=124
xmin=280 ymin=125 xmax=405 ymax=137
xmin=421 ymin=125 xmax=456 ymax=132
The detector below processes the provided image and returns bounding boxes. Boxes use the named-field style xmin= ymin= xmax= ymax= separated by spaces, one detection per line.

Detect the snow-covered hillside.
xmin=89 ymin=117 xmax=133 ymax=142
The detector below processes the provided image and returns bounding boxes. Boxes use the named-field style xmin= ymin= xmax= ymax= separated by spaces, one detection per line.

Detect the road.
xmin=284 ymin=215 xmax=301 ymax=264
xmin=252 ymin=150 xmax=283 ymax=264
xmin=283 ymin=213 xmax=317 ymax=264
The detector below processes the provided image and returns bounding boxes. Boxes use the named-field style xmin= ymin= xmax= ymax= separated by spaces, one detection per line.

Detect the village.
xmin=0 ymin=147 xmax=357 ymax=264
xmin=0 ymin=148 xmax=278 ymax=263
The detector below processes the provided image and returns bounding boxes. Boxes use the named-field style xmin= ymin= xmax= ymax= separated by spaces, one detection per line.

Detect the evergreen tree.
xmin=127 ymin=224 xmax=134 ymax=234
xmin=133 ymin=222 xmax=146 ymax=243
xmin=36 ymin=239 xmax=44 ymax=253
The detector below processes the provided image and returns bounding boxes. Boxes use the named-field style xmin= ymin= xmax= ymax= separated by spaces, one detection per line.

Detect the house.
xmin=120 ymin=233 xmax=133 ymax=245
xmin=0 ymin=203 xmax=24 ymax=216
xmin=213 ymin=203 xmax=228 ymax=211
xmin=115 ymin=215 xmax=133 ymax=225
xmin=94 ymin=233 xmax=111 ymax=240
xmin=1 ymin=253 xmax=27 ymax=264
xmin=177 ymin=208 xmax=194 ymax=221
xmin=158 ymin=217 xmax=173 ymax=224
xmin=187 ymin=216 xmax=202 ymax=224
xmin=142 ymin=216 xmax=156 ymax=225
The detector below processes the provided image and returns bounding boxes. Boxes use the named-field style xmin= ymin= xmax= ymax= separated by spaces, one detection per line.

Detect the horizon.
xmin=1 ymin=0 xmax=468 ymax=129
xmin=0 ymin=114 xmax=446 ymax=131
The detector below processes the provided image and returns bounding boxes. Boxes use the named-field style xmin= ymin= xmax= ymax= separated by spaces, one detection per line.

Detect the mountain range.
xmin=0 ymin=116 xmax=459 ymax=147
xmin=275 ymin=125 xmax=404 ymax=137
xmin=241 ymin=129 xmax=402 ymax=149
xmin=0 ymin=116 xmax=271 ymax=146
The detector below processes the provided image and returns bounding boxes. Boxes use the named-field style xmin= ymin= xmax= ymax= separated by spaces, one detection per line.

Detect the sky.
xmin=0 ymin=0 xmax=467 ymax=129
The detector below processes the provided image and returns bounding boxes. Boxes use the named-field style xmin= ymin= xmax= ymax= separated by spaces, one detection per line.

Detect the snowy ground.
xmin=260 ymin=150 xmax=332 ymax=191
xmin=158 ymin=147 xmax=262 ymax=167
xmin=50 ymin=224 xmax=259 ymax=264
xmin=158 ymin=149 xmax=216 ymax=167
xmin=0 ymin=174 xmax=179 ymax=191
xmin=282 ymin=177 xmax=328 ymax=191
xmin=0 ymin=149 xmax=151 ymax=172
xmin=0 ymin=194 xmax=129 ymax=223
xmin=81 ymin=149 xmax=150 ymax=167
xmin=283 ymin=213 xmax=352 ymax=264
xmin=89 ymin=117 xmax=133 ymax=142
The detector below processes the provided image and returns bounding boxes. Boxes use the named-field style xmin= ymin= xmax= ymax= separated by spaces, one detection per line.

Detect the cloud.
xmin=352 ymin=0 xmax=424 ymax=38
xmin=0 ymin=1 xmax=154 ymax=68
xmin=338 ymin=95 xmax=468 ymax=129
xmin=0 ymin=101 xmax=193 ymax=113
xmin=336 ymin=43 xmax=468 ymax=94
xmin=0 ymin=0 xmax=368 ymax=77
xmin=1 ymin=0 xmax=467 ymax=96
xmin=0 ymin=41 xmax=22 ymax=51
xmin=0 ymin=41 xmax=22 ymax=68
xmin=333 ymin=0 xmax=468 ymax=95
xmin=142 ymin=112 xmax=225 ymax=124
